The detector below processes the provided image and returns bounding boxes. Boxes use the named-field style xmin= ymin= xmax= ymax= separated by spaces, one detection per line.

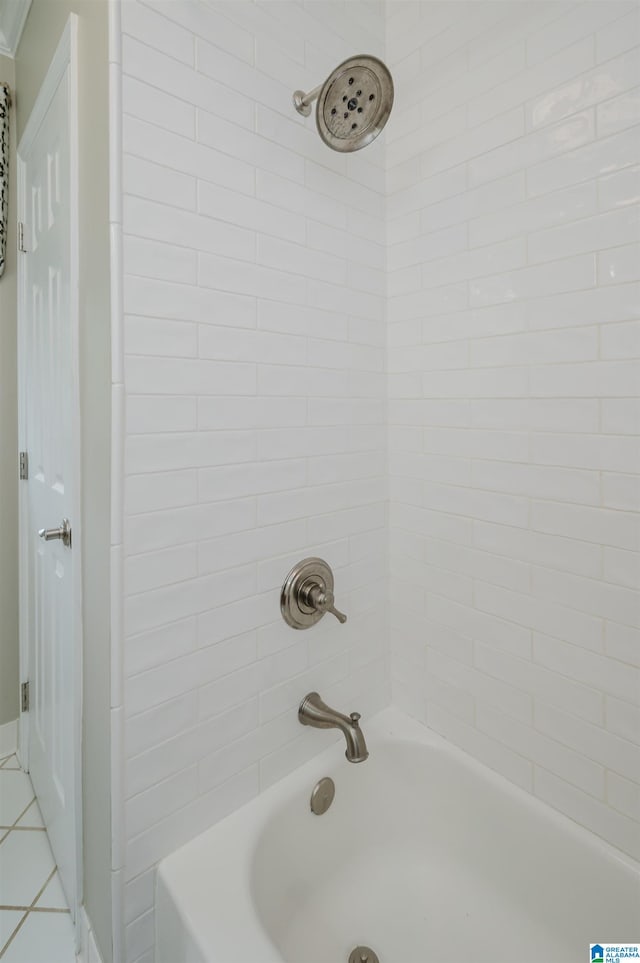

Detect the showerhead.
xmin=293 ymin=55 xmax=394 ymax=153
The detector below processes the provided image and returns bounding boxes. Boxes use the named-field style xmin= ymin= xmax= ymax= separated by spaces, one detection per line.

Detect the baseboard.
xmin=0 ymin=718 xmax=18 ymax=758
xmin=77 ymin=906 xmax=105 ymax=963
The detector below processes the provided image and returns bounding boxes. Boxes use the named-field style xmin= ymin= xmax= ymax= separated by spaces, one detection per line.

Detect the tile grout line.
xmin=0 ymin=796 xmax=38 ymax=847
xmin=0 ymin=865 xmax=62 ymax=953
xmin=0 ymin=906 xmax=70 ymax=914
xmin=2 ymin=795 xmax=45 ymax=831
xmin=0 ymin=772 xmax=68 ymax=959
xmin=0 ymin=864 xmax=73 ymax=958
xmin=0 ymin=826 xmax=47 ymax=833
xmin=0 ymin=912 xmax=29 ymax=959
xmin=0 ymin=757 xmax=20 ymax=770
xmin=30 ymin=867 xmax=59 ymax=909
xmin=0 ymin=763 xmax=73 ymax=955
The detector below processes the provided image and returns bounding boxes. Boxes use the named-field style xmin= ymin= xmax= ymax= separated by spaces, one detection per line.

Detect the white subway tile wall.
xmin=387 ymin=0 xmax=640 ymax=863
xmin=119 ymin=2 xmax=388 ymax=959
xmin=117 ymin=1 xmax=640 ymax=960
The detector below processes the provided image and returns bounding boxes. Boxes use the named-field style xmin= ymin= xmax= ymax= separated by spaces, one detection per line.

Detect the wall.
xmin=117 ymin=3 xmax=388 ymax=960
xmin=15 ymin=2 xmax=112 ymax=959
xmin=118 ymin=1 xmax=639 ymax=958
xmin=0 ymin=54 xmax=18 ymax=729
xmin=387 ymin=0 xmax=640 ymax=861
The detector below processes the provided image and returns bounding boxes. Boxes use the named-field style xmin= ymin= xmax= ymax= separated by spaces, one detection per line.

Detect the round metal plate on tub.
xmin=348 ymin=947 xmax=380 ymax=963
xmin=310 ymin=777 xmax=335 ymax=816
xmin=316 ymin=55 xmax=393 ymax=152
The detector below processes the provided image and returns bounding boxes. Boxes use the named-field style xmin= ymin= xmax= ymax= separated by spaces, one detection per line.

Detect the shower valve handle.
xmin=302 ymin=581 xmax=347 ymax=624
xmin=280 ymin=558 xmax=346 ymax=630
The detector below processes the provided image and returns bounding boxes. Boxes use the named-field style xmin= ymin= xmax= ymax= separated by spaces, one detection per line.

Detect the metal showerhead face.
xmin=316 ymin=55 xmax=393 ymax=152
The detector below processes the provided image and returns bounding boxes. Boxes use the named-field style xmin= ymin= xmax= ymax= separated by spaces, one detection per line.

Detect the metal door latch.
xmin=38 ymin=518 xmax=72 ymax=548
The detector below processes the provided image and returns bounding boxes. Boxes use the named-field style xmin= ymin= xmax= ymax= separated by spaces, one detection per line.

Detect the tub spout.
xmin=298 ymin=692 xmax=369 ymax=763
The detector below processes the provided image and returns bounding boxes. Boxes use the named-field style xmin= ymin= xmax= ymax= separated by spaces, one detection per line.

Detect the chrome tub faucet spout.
xmin=298 ymin=692 xmax=369 ymax=763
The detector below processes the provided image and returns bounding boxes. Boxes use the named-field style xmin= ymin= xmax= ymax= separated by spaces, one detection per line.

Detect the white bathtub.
xmin=156 ymin=708 xmax=639 ymax=963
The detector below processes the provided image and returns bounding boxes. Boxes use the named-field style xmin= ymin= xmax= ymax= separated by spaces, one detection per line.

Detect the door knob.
xmin=38 ymin=518 xmax=72 ymax=547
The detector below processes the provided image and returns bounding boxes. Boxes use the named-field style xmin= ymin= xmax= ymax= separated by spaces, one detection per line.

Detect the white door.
xmin=18 ymin=18 xmax=81 ymax=922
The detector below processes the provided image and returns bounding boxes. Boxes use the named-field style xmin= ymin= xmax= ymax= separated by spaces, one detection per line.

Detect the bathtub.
xmin=156 ymin=708 xmax=639 ymax=963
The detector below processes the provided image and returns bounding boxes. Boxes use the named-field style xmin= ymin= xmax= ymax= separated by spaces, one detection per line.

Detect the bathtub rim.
xmin=155 ymin=705 xmax=640 ymax=963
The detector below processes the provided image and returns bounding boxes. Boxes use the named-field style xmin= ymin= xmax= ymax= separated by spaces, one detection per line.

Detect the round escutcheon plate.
xmin=280 ymin=557 xmax=334 ymax=630
xmin=310 ymin=776 xmax=335 ymax=816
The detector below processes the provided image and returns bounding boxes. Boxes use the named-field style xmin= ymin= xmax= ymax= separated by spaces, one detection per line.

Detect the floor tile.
xmin=0 ymin=774 xmax=35 ymax=828
xmin=1 ymin=910 xmax=75 ymax=963
xmin=0 ymin=912 xmax=25 ymax=952
xmin=35 ymin=872 xmax=68 ymax=911
xmin=0 ymin=832 xmax=55 ymax=907
xmin=15 ymin=800 xmax=44 ymax=830
xmin=0 ymin=759 xmax=21 ymax=772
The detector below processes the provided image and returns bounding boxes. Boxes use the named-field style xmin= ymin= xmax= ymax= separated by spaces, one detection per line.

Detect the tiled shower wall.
xmin=116 ymin=0 xmax=639 ymax=958
xmin=118 ymin=2 xmax=388 ymax=959
xmin=387 ymin=1 xmax=640 ymax=861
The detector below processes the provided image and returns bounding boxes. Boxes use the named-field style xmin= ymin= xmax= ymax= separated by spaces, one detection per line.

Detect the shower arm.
xmin=293 ymin=83 xmax=323 ymax=117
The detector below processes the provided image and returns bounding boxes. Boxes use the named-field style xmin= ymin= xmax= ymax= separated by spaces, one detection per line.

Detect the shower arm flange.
xmin=293 ymin=83 xmax=323 ymax=117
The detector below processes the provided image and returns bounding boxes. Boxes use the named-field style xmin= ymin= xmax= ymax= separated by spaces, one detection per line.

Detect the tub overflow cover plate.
xmin=349 ymin=947 xmax=380 ymax=963
xmin=310 ymin=776 xmax=335 ymax=815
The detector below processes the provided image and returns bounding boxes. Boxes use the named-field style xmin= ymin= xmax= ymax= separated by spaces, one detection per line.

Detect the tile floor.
xmin=0 ymin=753 xmax=76 ymax=962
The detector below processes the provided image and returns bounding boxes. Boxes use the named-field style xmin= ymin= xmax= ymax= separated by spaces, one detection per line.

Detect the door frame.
xmin=16 ymin=13 xmax=83 ymax=925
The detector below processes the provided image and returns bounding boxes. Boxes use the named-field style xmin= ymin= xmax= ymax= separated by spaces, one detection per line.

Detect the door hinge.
xmin=18 ymin=222 xmax=27 ymax=253
xmin=19 ymin=451 xmax=28 ymax=480
xmin=21 ymin=681 xmax=30 ymax=713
